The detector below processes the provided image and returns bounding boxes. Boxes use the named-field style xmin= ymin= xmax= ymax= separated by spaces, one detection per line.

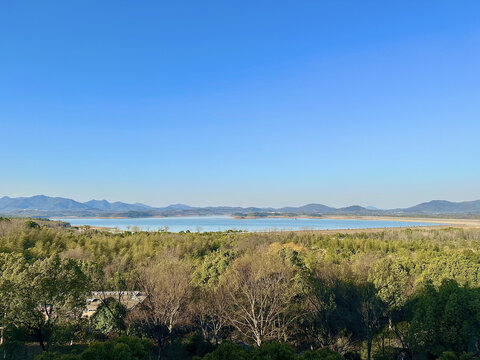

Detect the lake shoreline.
xmin=52 ymin=215 xmax=473 ymax=233
xmin=54 ymin=214 xmax=480 ymax=226
xmin=70 ymin=223 xmax=465 ymax=235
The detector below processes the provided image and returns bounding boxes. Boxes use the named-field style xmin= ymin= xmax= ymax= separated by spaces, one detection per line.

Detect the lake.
xmin=54 ymin=216 xmax=445 ymax=233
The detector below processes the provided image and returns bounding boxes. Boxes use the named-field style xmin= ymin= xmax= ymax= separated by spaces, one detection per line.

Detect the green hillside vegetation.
xmin=1 ymin=218 xmax=480 ymax=359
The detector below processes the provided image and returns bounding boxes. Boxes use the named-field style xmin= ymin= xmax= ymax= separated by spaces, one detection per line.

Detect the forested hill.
xmin=1 ymin=195 xmax=480 ymax=217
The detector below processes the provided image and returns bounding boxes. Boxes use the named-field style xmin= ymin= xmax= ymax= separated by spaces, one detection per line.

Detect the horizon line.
xmin=2 ymin=193 xmax=480 ymax=211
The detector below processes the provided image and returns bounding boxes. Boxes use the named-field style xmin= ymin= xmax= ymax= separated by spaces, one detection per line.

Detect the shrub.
xmin=252 ymin=342 xmax=296 ymax=360
xmin=298 ymin=348 xmax=344 ymax=360
xmin=35 ymin=336 xmax=154 ymax=360
xmin=202 ymin=341 xmax=247 ymax=360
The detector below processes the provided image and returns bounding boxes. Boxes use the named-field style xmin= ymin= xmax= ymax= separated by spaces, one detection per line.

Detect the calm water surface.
xmin=54 ymin=216 xmax=445 ymax=233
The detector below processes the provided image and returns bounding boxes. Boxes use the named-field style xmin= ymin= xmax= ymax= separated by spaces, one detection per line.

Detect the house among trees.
xmin=82 ymin=291 xmax=147 ymax=319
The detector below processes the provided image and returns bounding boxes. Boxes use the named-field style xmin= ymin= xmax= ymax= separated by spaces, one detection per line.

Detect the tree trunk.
xmin=39 ymin=338 xmax=46 ymax=352
xmin=35 ymin=328 xmax=47 ymax=352
xmin=157 ymin=337 xmax=162 ymax=360
xmin=367 ymin=338 xmax=372 ymax=360
xmin=1 ymin=325 xmax=5 ymax=360
xmin=255 ymin=333 xmax=262 ymax=347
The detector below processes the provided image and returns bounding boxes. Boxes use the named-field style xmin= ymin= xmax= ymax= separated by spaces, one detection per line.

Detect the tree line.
xmin=1 ymin=218 xmax=480 ymax=359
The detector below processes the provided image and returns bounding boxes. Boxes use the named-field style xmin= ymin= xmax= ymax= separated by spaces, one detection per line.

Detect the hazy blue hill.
xmin=400 ymin=200 xmax=480 ymax=214
xmin=279 ymin=203 xmax=335 ymax=213
xmin=85 ymin=199 xmax=153 ymax=212
xmin=0 ymin=196 xmax=155 ymax=216
xmin=0 ymin=196 xmax=15 ymax=210
xmin=161 ymin=204 xmax=196 ymax=211
xmin=2 ymin=195 xmax=480 ymax=217
xmin=0 ymin=195 xmax=89 ymax=211
xmin=84 ymin=200 xmax=113 ymax=211
xmin=338 ymin=205 xmax=370 ymax=214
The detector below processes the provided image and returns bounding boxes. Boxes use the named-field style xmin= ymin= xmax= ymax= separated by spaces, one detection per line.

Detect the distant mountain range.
xmin=1 ymin=195 xmax=480 ymax=218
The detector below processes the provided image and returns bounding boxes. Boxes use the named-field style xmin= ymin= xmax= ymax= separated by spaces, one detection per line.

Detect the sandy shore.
xmin=256 ymin=216 xmax=480 ymax=235
xmin=321 ymin=215 xmax=480 ymax=228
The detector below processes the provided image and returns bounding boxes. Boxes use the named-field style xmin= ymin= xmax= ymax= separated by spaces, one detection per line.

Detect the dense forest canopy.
xmin=1 ymin=218 xmax=480 ymax=360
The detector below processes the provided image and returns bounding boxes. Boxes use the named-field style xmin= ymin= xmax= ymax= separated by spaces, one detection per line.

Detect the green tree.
xmin=437 ymin=351 xmax=458 ymax=360
xmin=298 ymin=348 xmax=344 ymax=360
xmin=358 ymin=282 xmax=386 ymax=360
xmin=80 ymin=336 xmax=153 ymax=360
xmin=302 ymin=273 xmax=363 ymax=354
xmin=91 ymin=297 xmax=127 ymax=335
xmin=251 ymin=342 xmax=296 ymax=360
xmin=368 ymin=257 xmax=413 ymax=358
xmin=192 ymin=249 xmax=235 ymax=289
xmin=2 ymin=255 xmax=89 ymax=351
xmin=202 ymin=341 xmax=247 ymax=360
xmin=406 ymin=280 xmax=480 ymax=358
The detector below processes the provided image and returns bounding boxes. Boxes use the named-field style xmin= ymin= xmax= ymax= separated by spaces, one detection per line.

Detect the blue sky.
xmin=1 ymin=0 xmax=479 ymax=208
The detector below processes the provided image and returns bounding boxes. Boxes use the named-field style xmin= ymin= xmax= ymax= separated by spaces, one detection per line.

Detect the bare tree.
xmin=133 ymin=259 xmax=193 ymax=359
xmin=194 ymin=287 xmax=230 ymax=344
xmin=221 ymin=254 xmax=297 ymax=346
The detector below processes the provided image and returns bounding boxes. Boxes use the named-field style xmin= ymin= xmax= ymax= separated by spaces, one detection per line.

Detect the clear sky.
xmin=1 ymin=1 xmax=479 ymax=208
